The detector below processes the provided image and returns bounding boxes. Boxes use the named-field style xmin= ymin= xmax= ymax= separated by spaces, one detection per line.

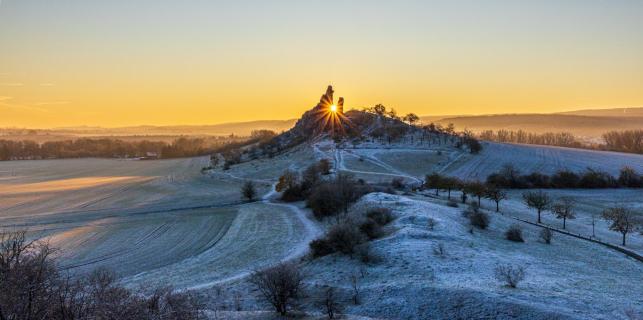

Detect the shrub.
xmin=539 ymin=228 xmax=553 ymax=244
xmin=427 ymin=218 xmax=438 ymax=230
xmin=469 ymin=211 xmax=490 ymax=229
xmin=579 ymin=169 xmax=616 ymax=188
xmin=359 ymin=219 xmax=384 ymax=240
xmin=318 ymin=159 xmax=332 ymax=175
xmin=505 ymin=224 xmax=524 ymax=242
xmin=366 ymin=208 xmax=394 ymax=225
xmin=433 ymin=242 xmax=446 ymax=257
xmin=551 ymin=170 xmax=580 ymax=188
xmin=281 ymin=184 xmax=307 ymax=202
xmin=326 ymin=222 xmax=367 ymax=256
xmin=309 ymin=238 xmax=334 ymax=257
xmin=391 ymin=177 xmax=405 ymax=190
xmin=307 ymin=173 xmax=364 ymax=219
xmin=494 ymin=264 xmax=526 ymax=288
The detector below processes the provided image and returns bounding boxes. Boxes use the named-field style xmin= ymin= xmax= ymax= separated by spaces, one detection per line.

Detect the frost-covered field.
xmin=2 ymin=139 xmax=642 ymax=319
xmin=445 ymin=142 xmax=643 ymax=180
xmin=199 ymin=193 xmax=642 ymax=319
xmin=0 ymin=154 xmax=318 ymax=289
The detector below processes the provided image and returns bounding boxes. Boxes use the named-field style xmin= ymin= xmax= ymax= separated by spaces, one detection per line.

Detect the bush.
xmin=307 ymin=174 xmax=364 ymax=219
xmin=505 ymin=224 xmax=524 ymax=242
xmin=433 ymin=242 xmax=446 ymax=257
xmin=359 ymin=219 xmax=384 ymax=240
xmin=551 ymin=170 xmax=580 ymax=188
xmin=326 ymin=223 xmax=367 ymax=256
xmin=366 ymin=208 xmax=394 ymax=225
xmin=427 ymin=218 xmax=438 ymax=230
xmin=469 ymin=211 xmax=490 ymax=229
xmin=281 ymin=184 xmax=307 ymax=202
xmin=391 ymin=177 xmax=405 ymax=190
xmin=309 ymin=238 xmax=334 ymax=257
xmin=540 ymin=228 xmax=553 ymax=244
xmin=494 ymin=264 xmax=526 ymax=288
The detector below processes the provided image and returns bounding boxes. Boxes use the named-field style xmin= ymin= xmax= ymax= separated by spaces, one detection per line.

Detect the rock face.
xmin=290 ymin=85 xmax=345 ymax=138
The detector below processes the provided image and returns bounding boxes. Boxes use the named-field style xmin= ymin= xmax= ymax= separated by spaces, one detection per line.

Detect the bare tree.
xmin=250 ymin=263 xmax=304 ymax=316
xmin=349 ymin=273 xmax=361 ymax=305
xmin=466 ymin=181 xmax=487 ymax=207
xmin=0 ymin=230 xmax=57 ymax=320
xmin=425 ymin=173 xmax=442 ymax=196
xmin=551 ymin=197 xmax=576 ymax=229
xmin=494 ymin=264 xmax=526 ymax=288
xmin=320 ymin=287 xmax=342 ymax=319
xmin=485 ymin=185 xmax=508 ymax=212
xmin=602 ymin=206 xmax=636 ymax=246
xmin=241 ymin=180 xmax=257 ymax=201
xmin=522 ymin=190 xmax=551 ymax=223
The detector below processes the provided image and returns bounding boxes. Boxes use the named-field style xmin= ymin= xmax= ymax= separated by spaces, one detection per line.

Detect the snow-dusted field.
xmin=0 ymin=154 xmax=318 ymax=289
xmin=2 ymin=138 xmax=641 ymax=319
xmin=445 ymin=142 xmax=643 ymax=180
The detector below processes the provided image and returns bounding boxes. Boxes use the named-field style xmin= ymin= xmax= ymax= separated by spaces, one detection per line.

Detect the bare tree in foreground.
xmin=602 ymin=206 xmax=636 ymax=246
xmin=0 ymin=230 xmax=202 ymax=320
xmin=551 ymin=197 xmax=576 ymax=229
xmin=250 ymin=263 xmax=304 ymax=316
xmin=522 ymin=190 xmax=551 ymax=223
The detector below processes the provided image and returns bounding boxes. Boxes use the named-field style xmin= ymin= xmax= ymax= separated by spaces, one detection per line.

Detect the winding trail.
xmin=185 ymin=174 xmax=322 ymax=291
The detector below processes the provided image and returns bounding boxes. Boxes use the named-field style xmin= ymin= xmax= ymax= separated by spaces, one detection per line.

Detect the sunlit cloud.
xmin=0 ymin=83 xmax=24 ymax=87
xmin=40 ymin=83 xmax=55 ymax=87
xmin=0 ymin=97 xmax=50 ymax=112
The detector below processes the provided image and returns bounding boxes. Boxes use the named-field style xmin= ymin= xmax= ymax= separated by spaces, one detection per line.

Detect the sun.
xmin=330 ymin=104 xmax=337 ymax=113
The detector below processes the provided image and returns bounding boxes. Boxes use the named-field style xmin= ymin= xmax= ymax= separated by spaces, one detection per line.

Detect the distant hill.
xmin=419 ymin=107 xmax=643 ymax=141
xmin=51 ymin=120 xmax=298 ymax=137
xmin=557 ymin=107 xmax=643 ymax=117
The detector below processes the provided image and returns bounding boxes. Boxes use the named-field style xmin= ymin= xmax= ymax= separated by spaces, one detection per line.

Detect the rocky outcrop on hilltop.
xmin=289 ymin=85 xmax=346 ymax=138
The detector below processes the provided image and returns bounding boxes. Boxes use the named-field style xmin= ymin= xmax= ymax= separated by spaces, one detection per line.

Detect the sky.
xmin=1 ymin=0 xmax=642 ymax=128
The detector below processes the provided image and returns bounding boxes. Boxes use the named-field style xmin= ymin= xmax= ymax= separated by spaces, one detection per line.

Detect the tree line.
xmin=0 ymin=135 xmax=256 ymax=161
xmin=477 ymin=129 xmax=643 ymax=154
xmin=486 ymin=164 xmax=642 ymax=189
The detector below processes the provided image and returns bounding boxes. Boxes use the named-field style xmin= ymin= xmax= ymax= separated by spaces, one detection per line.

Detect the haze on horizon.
xmin=1 ymin=0 xmax=642 ymax=128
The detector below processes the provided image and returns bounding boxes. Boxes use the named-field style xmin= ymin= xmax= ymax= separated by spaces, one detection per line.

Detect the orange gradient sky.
xmin=1 ymin=1 xmax=642 ymax=128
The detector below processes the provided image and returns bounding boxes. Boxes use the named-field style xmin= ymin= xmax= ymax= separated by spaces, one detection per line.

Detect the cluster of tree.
xmin=272 ymin=159 xmax=332 ymax=202
xmin=360 ymin=104 xmax=482 ymax=153
xmin=486 ymin=165 xmax=642 ymax=189
xmin=478 ymin=130 xmax=583 ymax=148
xmin=0 ymin=230 xmax=202 ymax=320
xmin=521 ymin=191 xmax=638 ymax=246
xmin=309 ymin=208 xmax=393 ymax=259
xmin=602 ymin=130 xmax=643 ymax=154
xmin=0 ymin=136 xmax=252 ymax=161
xmin=425 ymin=173 xmax=508 ymax=212
xmin=427 ymin=171 xmax=639 ymax=247
xmin=477 ymin=129 xmax=643 ymax=155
